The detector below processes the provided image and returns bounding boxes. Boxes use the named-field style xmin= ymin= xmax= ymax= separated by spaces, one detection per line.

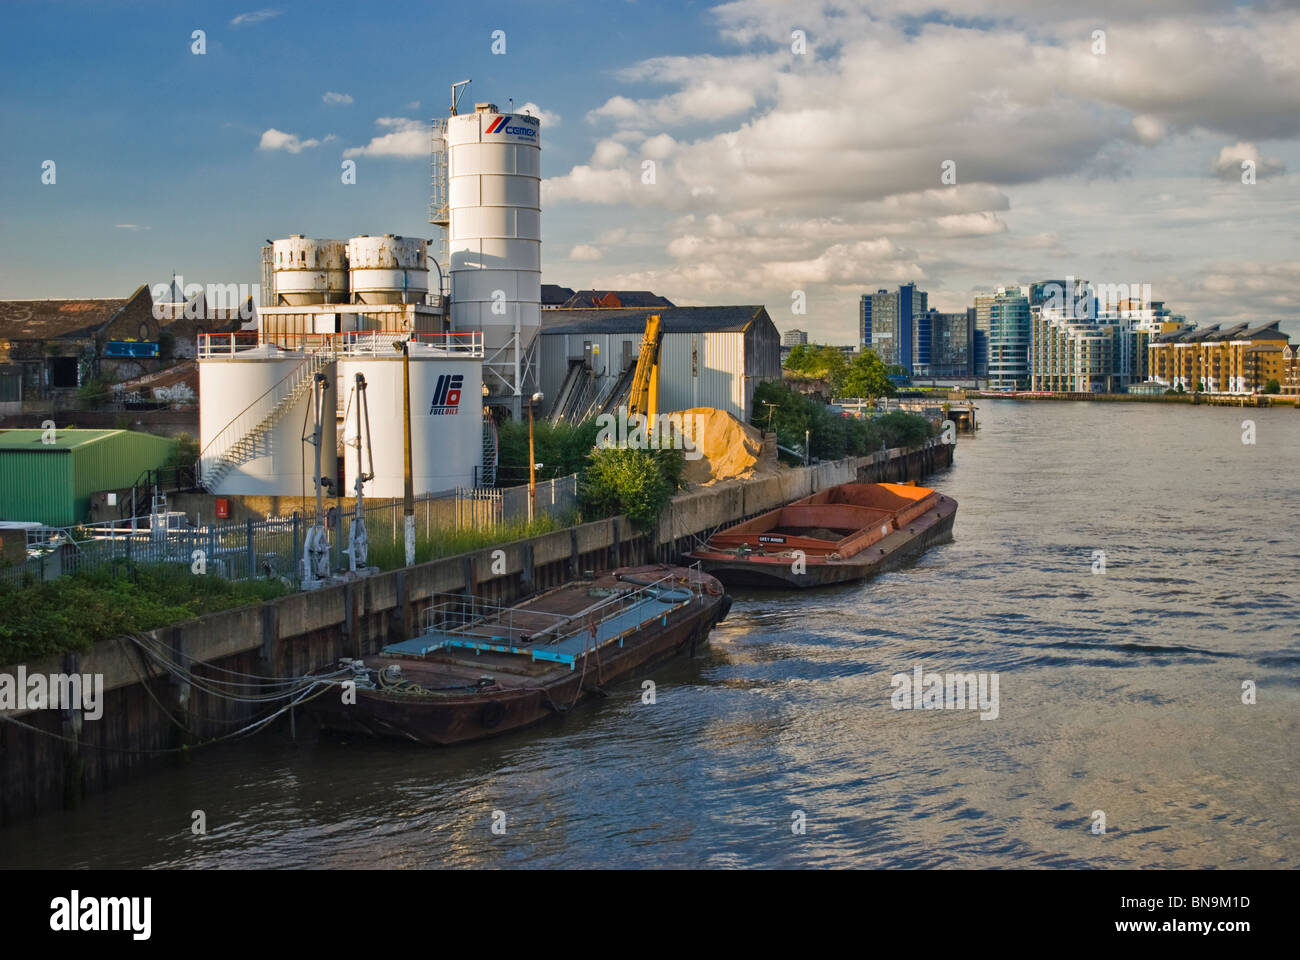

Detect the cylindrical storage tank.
xmin=337 ymin=346 xmax=483 ymax=498
xmin=199 ymin=347 xmax=336 ymax=496
xmin=346 ymin=234 xmax=429 ymax=305
xmin=446 ymin=103 xmax=541 ymax=401
xmin=272 ymin=236 xmax=347 ymax=305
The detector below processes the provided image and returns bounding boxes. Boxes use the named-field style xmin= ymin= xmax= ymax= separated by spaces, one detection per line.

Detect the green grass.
xmin=0 ymin=564 xmax=289 ymax=665
xmin=0 ymin=515 xmax=587 ymax=664
xmin=361 ymin=513 xmax=579 ymax=570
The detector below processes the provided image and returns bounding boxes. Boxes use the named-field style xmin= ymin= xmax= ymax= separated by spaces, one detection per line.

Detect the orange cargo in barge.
xmin=687 ymin=482 xmax=956 ymax=588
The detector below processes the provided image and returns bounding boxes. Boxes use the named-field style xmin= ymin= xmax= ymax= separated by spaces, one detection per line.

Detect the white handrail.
xmin=198 ymin=351 xmax=331 ymax=487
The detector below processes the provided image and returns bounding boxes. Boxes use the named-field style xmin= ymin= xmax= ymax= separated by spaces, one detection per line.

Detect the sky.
xmin=3 ymin=0 xmax=1299 ymax=343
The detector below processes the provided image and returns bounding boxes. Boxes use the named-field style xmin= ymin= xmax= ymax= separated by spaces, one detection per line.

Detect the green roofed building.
xmin=0 ymin=428 xmax=176 ymax=527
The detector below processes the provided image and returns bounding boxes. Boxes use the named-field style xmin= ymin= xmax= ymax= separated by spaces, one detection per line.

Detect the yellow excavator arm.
xmin=627 ymin=313 xmax=663 ymax=425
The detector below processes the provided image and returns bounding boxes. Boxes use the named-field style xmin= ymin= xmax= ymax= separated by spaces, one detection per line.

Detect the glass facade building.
xmin=861 ymin=284 xmax=927 ymax=372
xmin=975 ymin=288 xmax=1031 ymax=389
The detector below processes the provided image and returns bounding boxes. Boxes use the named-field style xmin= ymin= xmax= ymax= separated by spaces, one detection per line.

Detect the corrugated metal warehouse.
xmin=0 ymin=429 xmax=176 ymax=526
xmin=538 ymin=306 xmax=781 ymax=422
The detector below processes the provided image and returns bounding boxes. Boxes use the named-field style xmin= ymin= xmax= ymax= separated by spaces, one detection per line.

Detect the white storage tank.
xmin=337 ymin=345 xmax=483 ymax=497
xmin=272 ymin=236 xmax=347 ymax=305
xmin=198 ymin=346 xmax=337 ymax=496
xmin=346 ymin=234 xmax=430 ymax=305
xmin=446 ymin=102 xmax=541 ymax=402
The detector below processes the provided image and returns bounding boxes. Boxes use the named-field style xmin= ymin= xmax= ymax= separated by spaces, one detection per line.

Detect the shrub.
xmin=580 ymin=446 xmax=684 ymax=530
xmin=0 ymin=565 xmax=288 ymax=664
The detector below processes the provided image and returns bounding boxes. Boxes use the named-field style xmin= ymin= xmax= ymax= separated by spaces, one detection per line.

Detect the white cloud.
xmin=343 ymin=117 xmax=427 ymax=158
xmin=1131 ymin=114 xmax=1167 ymax=145
xmin=640 ymin=134 xmax=677 ymax=160
xmin=1210 ymin=141 xmax=1286 ymax=180
xmin=259 ymin=128 xmax=324 ymax=153
xmin=540 ymin=1 xmax=1300 ymax=341
xmin=592 ymin=139 xmax=630 ymax=168
xmin=569 ymin=244 xmax=604 ymax=261
xmin=932 ymin=213 xmax=1009 ymax=238
xmin=518 ymin=102 xmax=560 ymax=127
xmin=230 ymin=8 xmax=280 ymax=26
xmin=114 ymin=224 xmax=149 ymax=231
xmin=542 ymin=165 xmax=638 ymax=206
xmin=323 ymin=91 xmax=353 ymax=106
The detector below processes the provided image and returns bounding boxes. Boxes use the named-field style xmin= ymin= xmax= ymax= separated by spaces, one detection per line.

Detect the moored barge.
xmin=687 ymin=482 xmax=956 ymax=588
xmin=312 ymin=564 xmax=730 ymax=745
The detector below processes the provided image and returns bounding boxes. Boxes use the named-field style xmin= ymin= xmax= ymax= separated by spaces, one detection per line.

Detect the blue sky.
xmin=3 ymin=0 xmax=1298 ymax=342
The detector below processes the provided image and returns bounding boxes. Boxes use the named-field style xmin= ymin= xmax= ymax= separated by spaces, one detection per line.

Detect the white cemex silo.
xmin=198 ymin=345 xmax=336 ymax=495
xmin=337 ymin=343 xmax=485 ymax=497
xmin=445 ymin=101 xmax=541 ymax=414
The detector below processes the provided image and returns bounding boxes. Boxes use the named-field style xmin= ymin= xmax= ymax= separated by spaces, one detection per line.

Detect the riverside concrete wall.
xmin=0 ymin=440 xmax=953 ymax=826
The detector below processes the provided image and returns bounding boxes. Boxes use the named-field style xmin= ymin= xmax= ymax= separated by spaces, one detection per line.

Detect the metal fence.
xmin=0 ymin=474 xmax=582 ymax=590
xmin=454 ymin=475 xmax=579 ymax=529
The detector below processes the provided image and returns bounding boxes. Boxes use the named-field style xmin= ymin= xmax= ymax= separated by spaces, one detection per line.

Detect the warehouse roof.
xmin=0 ymin=285 xmax=153 ymax=340
xmin=541 ymin=284 xmax=575 ymax=307
xmin=541 ymin=305 xmax=768 ymax=336
xmin=0 ymin=428 xmax=135 ymax=451
xmin=1236 ymin=321 xmax=1288 ymax=341
xmin=560 ymin=290 xmax=676 ymax=309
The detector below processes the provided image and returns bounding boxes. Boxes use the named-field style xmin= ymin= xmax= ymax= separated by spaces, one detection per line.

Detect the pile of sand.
xmin=663 ymin=407 xmax=777 ymax=484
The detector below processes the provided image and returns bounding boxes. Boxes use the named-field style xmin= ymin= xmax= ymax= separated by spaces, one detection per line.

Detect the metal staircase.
xmin=480 ymin=416 xmax=498 ymax=487
xmin=197 ymin=351 xmax=333 ymax=491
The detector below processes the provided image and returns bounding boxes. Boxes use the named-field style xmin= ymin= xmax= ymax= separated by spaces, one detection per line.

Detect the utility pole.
xmin=393 ymin=339 xmax=415 ymax=566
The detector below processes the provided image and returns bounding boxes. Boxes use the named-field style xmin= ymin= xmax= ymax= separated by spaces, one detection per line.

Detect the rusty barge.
xmin=311 ymin=564 xmax=731 ymax=745
xmin=686 ymin=482 xmax=956 ymax=588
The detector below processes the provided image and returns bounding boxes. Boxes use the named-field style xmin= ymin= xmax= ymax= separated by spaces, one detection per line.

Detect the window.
xmin=47 ymin=356 xmax=78 ymax=388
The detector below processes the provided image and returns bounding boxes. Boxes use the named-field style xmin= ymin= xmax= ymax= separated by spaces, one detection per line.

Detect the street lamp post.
xmin=528 ymin=392 xmax=544 ymax=523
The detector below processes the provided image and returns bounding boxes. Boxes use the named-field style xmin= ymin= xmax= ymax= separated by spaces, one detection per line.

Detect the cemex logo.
xmin=485 ymin=115 xmax=538 ymax=138
xmin=429 ymin=374 xmax=463 ymax=416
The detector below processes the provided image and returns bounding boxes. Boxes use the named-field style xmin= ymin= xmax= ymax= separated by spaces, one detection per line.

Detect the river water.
xmin=4 ymin=401 xmax=1297 ymax=869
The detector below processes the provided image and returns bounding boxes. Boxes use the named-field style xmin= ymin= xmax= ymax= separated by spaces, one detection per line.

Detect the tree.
xmin=784 ymin=344 xmax=849 ymax=392
xmin=751 ymin=380 xmax=931 ymax=462
xmin=1264 ymin=378 xmax=1281 ymax=395
xmin=496 ymin=418 xmax=601 ymax=486
xmin=840 ymin=348 xmax=896 ymax=399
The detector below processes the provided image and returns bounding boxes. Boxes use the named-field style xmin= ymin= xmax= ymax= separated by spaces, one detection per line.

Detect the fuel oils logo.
xmin=429 ymin=374 xmax=463 ymax=416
